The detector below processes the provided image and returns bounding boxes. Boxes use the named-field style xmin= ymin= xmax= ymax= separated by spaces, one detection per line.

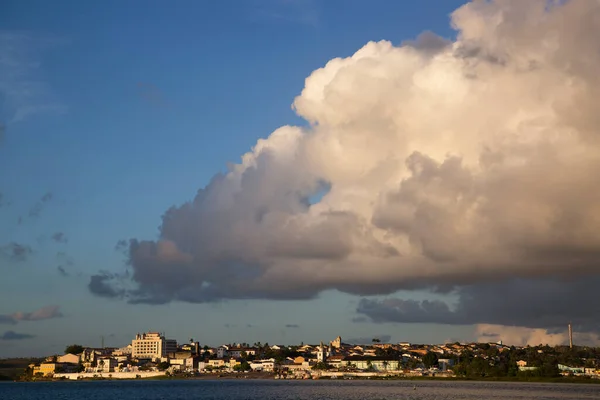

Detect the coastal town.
xmin=17 ymin=331 xmax=600 ymax=381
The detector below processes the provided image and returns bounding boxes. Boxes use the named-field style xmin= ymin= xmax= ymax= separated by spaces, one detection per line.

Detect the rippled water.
xmin=1 ymin=379 xmax=598 ymax=400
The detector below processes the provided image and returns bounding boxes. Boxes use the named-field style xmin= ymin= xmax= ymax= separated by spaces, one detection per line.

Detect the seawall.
xmin=54 ymin=371 xmax=166 ymax=380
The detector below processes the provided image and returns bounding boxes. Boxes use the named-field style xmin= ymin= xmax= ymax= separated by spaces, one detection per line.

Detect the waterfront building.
xmin=131 ymin=332 xmax=177 ymax=359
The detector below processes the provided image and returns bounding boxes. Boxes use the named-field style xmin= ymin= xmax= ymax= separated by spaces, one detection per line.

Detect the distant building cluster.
xmin=28 ymin=332 xmax=600 ymax=380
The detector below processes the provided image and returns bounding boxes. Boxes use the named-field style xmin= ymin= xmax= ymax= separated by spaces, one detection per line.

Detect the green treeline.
xmin=451 ymin=344 xmax=599 ymax=378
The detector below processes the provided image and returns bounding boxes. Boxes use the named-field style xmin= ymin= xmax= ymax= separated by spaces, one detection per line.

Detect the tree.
xmin=422 ymin=352 xmax=439 ymax=368
xmin=234 ymin=361 xmax=252 ymax=372
xmin=376 ymin=347 xmax=400 ymax=358
xmin=406 ymin=358 xmax=419 ymax=370
xmin=312 ymin=362 xmax=330 ymax=370
xmin=65 ymin=344 xmax=84 ymax=354
xmin=467 ymin=357 xmax=488 ymax=377
xmin=157 ymin=362 xmax=170 ymax=371
xmin=539 ymin=361 xmax=560 ymax=378
xmin=19 ymin=366 xmax=33 ymax=381
xmin=478 ymin=343 xmax=491 ymax=351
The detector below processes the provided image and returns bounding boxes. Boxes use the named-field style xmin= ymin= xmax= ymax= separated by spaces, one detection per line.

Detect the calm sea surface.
xmin=0 ymin=379 xmax=598 ymax=400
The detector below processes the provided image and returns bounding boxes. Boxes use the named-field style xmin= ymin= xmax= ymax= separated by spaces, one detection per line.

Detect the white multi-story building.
xmin=96 ymin=357 xmax=118 ymax=373
xmin=250 ymin=358 xmax=276 ymax=372
xmin=217 ymin=346 xmax=228 ymax=359
xmin=132 ymin=332 xmax=177 ymax=359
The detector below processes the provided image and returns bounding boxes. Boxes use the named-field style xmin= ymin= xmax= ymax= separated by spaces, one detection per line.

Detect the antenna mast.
xmin=568 ymin=323 xmax=573 ymax=349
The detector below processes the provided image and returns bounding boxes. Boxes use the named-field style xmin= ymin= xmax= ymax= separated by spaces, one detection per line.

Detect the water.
xmin=0 ymin=379 xmax=598 ymax=400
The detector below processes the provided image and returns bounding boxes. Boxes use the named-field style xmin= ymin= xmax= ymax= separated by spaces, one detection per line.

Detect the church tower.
xmin=331 ymin=336 xmax=342 ymax=349
xmin=317 ymin=341 xmax=326 ymax=362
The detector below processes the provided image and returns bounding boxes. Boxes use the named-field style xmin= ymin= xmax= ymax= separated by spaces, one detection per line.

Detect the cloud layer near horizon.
xmin=474 ymin=324 xmax=600 ymax=347
xmin=92 ymin=0 xmax=600 ymax=334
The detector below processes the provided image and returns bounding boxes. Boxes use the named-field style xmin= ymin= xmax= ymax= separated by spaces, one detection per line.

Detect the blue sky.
xmin=0 ymin=0 xmax=483 ymax=357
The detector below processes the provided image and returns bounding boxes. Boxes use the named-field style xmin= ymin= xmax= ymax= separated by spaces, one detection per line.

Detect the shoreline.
xmin=15 ymin=373 xmax=600 ymax=385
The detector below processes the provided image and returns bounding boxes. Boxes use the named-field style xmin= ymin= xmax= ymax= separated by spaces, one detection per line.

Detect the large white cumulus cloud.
xmin=92 ymin=0 xmax=600 ymax=331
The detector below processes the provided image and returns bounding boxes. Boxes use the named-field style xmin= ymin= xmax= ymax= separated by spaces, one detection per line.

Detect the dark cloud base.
xmin=356 ymin=277 xmax=600 ymax=333
xmin=88 ymin=272 xmax=125 ymax=298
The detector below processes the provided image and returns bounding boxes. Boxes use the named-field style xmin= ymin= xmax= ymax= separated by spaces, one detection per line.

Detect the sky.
xmin=2 ymin=0 xmax=600 ymax=358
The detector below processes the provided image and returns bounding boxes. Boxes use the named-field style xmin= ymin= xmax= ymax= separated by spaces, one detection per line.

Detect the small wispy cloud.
xmin=11 ymin=305 xmax=63 ymax=322
xmin=0 ymin=242 xmax=33 ymax=262
xmin=0 ymin=305 xmax=63 ymax=324
xmin=56 ymin=251 xmax=73 ymax=264
xmin=285 ymin=324 xmax=300 ymax=328
xmin=0 ymin=330 xmax=35 ymax=340
xmin=115 ymin=239 xmax=128 ymax=253
xmin=0 ymin=31 xmax=68 ymax=124
xmin=24 ymin=191 xmax=53 ymax=221
xmin=51 ymin=231 xmax=68 ymax=244
xmin=57 ymin=265 xmax=69 ymax=277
